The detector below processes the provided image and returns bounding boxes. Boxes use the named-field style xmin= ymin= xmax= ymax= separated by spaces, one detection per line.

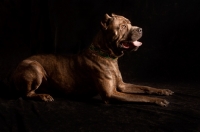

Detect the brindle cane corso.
xmin=12 ymin=14 xmax=173 ymax=106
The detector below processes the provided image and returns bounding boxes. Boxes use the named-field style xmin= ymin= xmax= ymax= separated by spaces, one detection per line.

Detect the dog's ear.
xmin=101 ymin=14 xmax=112 ymax=30
xmin=111 ymin=13 xmax=117 ymax=17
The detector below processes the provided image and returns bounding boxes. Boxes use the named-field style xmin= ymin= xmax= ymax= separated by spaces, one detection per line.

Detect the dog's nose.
xmin=137 ymin=28 xmax=142 ymax=34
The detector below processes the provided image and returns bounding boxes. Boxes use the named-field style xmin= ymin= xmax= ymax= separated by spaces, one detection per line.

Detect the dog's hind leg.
xmin=14 ymin=60 xmax=54 ymax=102
xmin=25 ymin=63 xmax=54 ymax=102
xmin=26 ymin=80 xmax=54 ymax=102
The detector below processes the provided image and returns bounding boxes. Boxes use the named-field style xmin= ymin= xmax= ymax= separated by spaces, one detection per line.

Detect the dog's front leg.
xmin=117 ymin=83 xmax=174 ymax=96
xmin=97 ymin=81 xmax=170 ymax=107
xmin=111 ymin=91 xmax=170 ymax=107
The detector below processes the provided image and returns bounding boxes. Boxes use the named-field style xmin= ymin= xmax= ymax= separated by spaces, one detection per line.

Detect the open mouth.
xmin=120 ymin=40 xmax=142 ymax=49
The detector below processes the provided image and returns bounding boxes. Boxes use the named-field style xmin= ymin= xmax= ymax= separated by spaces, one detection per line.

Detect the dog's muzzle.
xmin=119 ymin=27 xmax=142 ymax=50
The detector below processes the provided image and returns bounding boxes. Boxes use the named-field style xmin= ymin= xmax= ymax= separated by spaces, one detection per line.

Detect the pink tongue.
xmin=133 ymin=41 xmax=142 ymax=46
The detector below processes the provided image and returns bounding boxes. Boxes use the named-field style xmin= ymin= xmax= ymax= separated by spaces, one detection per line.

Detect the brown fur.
xmin=12 ymin=14 xmax=173 ymax=106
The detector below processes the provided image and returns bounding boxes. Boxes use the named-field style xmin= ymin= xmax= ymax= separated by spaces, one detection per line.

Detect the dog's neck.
xmin=89 ymin=44 xmax=117 ymax=59
xmin=90 ymin=31 xmax=123 ymax=59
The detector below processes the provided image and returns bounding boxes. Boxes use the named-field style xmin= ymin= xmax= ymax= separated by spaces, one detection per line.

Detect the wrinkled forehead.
xmin=112 ymin=15 xmax=131 ymax=24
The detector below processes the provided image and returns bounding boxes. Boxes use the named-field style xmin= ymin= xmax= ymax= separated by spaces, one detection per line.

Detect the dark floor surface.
xmin=0 ymin=81 xmax=200 ymax=132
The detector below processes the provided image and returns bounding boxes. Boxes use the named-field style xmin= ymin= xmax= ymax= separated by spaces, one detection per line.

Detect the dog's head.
xmin=100 ymin=14 xmax=142 ymax=56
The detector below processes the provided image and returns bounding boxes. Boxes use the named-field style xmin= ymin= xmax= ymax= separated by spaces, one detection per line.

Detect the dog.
xmin=12 ymin=14 xmax=173 ymax=107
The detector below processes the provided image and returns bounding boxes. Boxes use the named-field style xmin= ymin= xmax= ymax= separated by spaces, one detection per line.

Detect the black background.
xmin=0 ymin=0 xmax=200 ymax=82
xmin=0 ymin=0 xmax=200 ymax=131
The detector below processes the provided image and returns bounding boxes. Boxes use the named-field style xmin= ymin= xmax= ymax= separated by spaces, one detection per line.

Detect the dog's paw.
xmin=156 ymin=89 xmax=174 ymax=96
xmin=161 ymin=89 xmax=174 ymax=96
xmin=41 ymin=94 xmax=54 ymax=102
xmin=155 ymin=99 xmax=169 ymax=107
